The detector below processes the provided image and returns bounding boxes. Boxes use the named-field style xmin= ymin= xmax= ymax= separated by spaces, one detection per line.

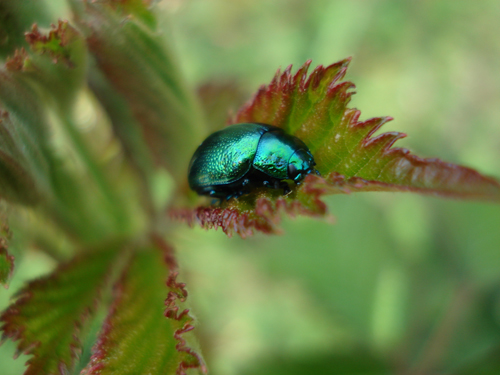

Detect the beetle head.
xmin=287 ymin=149 xmax=316 ymax=182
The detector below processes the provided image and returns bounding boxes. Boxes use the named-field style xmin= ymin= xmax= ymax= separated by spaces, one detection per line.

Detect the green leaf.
xmin=0 ymin=0 xmax=52 ymax=58
xmin=82 ymin=243 xmax=206 ymax=375
xmin=0 ymin=245 xmax=120 ymax=375
xmin=1 ymin=22 xmax=140 ymax=242
xmin=0 ymin=71 xmax=118 ymax=242
xmin=0 ymin=247 xmax=13 ymax=288
xmin=71 ymin=0 xmax=206 ymax=184
xmin=0 ymin=74 xmax=53 ymax=206
xmin=87 ymin=63 xmax=157 ymax=213
xmin=233 ymin=59 xmax=500 ymax=200
xmin=23 ymin=20 xmax=88 ymax=107
xmin=0 ymin=213 xmax=13 ymax=288
xmin=175 ymin=59 xmax=500 ymax=237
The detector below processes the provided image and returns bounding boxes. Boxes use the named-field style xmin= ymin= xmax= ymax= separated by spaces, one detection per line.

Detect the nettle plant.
xmin=0 ymin=1 xmax=499 ymax=375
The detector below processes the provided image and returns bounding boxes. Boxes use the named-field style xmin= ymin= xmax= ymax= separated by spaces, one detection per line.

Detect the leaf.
xmin=0 ymin=221 xmax=14 ymax=288
xmin=82 ymin=240 xmax=206 ymax=375
xmin=0 ymin=81 xmax=53 ymax=206
xmin=0 ymin=246 xmax=120 ymax=375
xmin=3 ymin=20 xmax=88 ymax=110
xmin=0 ymin=72 xmax=116 ymax=242
xmin=1 ymin=23 xmax=138 ymax=242
xmin=233 ymin=59 xmax=500 ymax=200
xmin=87 ymin=62 xmax=157 ymax=213
xmin=0 ymin=246 xmax=14 ymax=288
xmin=25 ymin=21 xmax=81 ymax=68
xmin=70 ymin=0 xmax=206 ymax=184
xmin=22 ymin=20 xmax=88 ymax=107
xmin=176 ymin=59 xmax=500 ymax=237
xmin=0 ymin=212 xmax=14 ymax=289
xmin=0 ymin=0 xmax=52 ymax=58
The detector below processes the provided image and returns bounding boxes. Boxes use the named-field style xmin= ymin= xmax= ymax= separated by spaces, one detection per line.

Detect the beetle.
xmin=188 ymin=123 xmax=318 ymax=200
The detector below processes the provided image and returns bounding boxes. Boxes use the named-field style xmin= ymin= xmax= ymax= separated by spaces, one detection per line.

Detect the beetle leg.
xmin=226 ymin=190 xmax=244 ymax=201
xmin=281 ymin=182 xmax=291 ymax=195
xmin=263 ymin=180 xmax=270 ymax=187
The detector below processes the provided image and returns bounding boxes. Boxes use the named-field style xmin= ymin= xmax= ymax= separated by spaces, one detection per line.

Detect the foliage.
xmin=0 ymin=1 xmax=499 ymax=375
xmin=173 ymin=60 xmax=500 ymax=236
xmin=0 ymin=220 xmax=13 ymax=288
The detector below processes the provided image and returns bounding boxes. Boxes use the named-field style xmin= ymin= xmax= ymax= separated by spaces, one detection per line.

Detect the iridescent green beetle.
xmin=188 ymin=123 xmax=318 ymax=200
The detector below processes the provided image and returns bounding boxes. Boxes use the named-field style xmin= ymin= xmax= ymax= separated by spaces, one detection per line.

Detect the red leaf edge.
xmin=0 ymin=254 xmax=110 ymax=374
xmin=158 ymin=236 xmax=207 ymax=375
xmin=83 ymin=237 xmax=206 ymax=375
xmin=174 ymin=58 xmax=500 ymax=237
xmin=169 ymin=188 xmax=330 ymax=238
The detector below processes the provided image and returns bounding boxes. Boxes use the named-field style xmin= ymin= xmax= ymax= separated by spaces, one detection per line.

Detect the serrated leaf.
xmin=25 ymin=21 xmax=80 ymax=68
xmin=0 ymin=246 xmax=120 ymax=375
xmin=82 ymin=243 xmax=206 ymax=375
xmin=71 ymin=0 xmax=205 ymax=183
xmin=233 ymin=59 xmax=500 ymax=199
xmin=178 ymin=59 xmax=500 ymax=237
xmin=22 ymin=20 xmax=88 ymax=107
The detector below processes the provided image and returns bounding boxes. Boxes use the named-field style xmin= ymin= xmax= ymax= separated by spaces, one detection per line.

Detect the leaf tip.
xmin=25 ymin=20 xmax=79 ymax=68
xmin=5 ymin=48 xmax=30 ymax=71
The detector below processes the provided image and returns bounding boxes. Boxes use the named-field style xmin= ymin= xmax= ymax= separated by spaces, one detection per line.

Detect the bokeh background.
xmin=2 ymin=0 xmax=500 ymax=374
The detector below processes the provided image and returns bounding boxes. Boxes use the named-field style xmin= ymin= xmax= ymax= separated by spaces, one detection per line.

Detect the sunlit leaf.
xmin=70 ymin=0 xmax=205 ymax=184
xmin=82 ymin=242 xmax=206 ymax=375
xmin=1 ymin=22 xmax=139 ymax=242
xmin=87 ymin=63 xmax=157 ymax=213
xmin=0 ymin=246 xmax=120 ymax=375
xmin=0 ymin=71 xmax=112 ymax=241
xmin=233 ymin=59 xmax=500 ymax=200
xmin=176 ymin=59 xmax=500 ymax=236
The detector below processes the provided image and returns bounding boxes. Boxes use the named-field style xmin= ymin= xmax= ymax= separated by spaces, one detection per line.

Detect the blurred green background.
xmin=2 ymin=0 xmax=500 ymax=374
